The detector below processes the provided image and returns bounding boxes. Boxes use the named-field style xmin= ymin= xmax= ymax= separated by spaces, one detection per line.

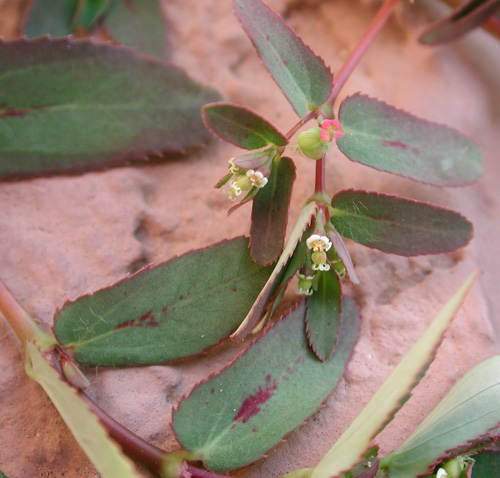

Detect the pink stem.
xmin=327 ymin=0 xmax=400 ymax=104
xmin=286 ymin=111 xmax=318 ymax=140
xmin=315 ymin=156 xmax=326 ymax=194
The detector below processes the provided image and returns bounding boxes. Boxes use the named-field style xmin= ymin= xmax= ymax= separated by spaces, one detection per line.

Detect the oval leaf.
xmin=27 ymin=342 xmax=140 ymax=478
xmin=231 ymin=201 xmax=317 ymax=340
xmin=419 ymin=0 xmax=500 ymax=45
xmin=471 ymin=450 xmax=500 ymax=478
xmin=330 ymin=189 xmax=473 ymax=256
xmin=233 ymin=0 xmax=333 ymax=118
xmin=312 ymin=272 xmax=477 ymax=478
xmin=22 ymin=0 xmax=75 ymax=37
xmin=336 ymin=94 xmax=482 ymax=186
xmin=306 ymin=270 xmax=342 ymax=362
xmin=202 ymin=102 xmax=288 ymax=149
xmin=0 ymin=38 xmax=220 ymax=179
xmin=105 ymin=0 xmax=167 ymax=58
xmin=250 ymin=157 xmax=296 ymax=265
xmin=385 ymin=355 xmax=500 ymax=478
xmin=53 ymin=237 xmax=272 ymax=366
xmin=173 ymin=299 xmax=360 ymax=472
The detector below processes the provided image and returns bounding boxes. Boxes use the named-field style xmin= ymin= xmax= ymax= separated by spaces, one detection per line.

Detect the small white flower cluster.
xmin=297 ymin=234 xmax=334 ymax=296
xmin=228 ymin=169 xmax=268 ymax=201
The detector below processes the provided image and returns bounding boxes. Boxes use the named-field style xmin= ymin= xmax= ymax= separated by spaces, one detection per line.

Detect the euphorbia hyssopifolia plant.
xmin=1 ymin=1 xmax=499 ymax=478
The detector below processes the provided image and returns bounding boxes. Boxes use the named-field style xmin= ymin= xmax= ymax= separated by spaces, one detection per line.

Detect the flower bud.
xmin=297 ymin=127 xmax=329 ymax=160
xmin=441 ymin=458 xmax=463 ymax=478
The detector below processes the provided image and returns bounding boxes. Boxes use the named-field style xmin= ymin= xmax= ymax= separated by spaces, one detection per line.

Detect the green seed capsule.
xmin=297 ymin=127 xmax=329 ymax=160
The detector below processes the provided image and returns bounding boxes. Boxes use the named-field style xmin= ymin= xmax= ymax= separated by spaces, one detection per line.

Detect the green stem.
xmin=0 ymin=278 xmax=54 ymax=348
xmin=327 ymin=0 xmax=400 ymax=105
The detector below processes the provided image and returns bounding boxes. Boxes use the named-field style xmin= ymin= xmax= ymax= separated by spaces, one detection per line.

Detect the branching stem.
xmin=327 ymin=0 xmax=400 ymax=105
xmin=286 ymin=110 xmax=318 ymax=140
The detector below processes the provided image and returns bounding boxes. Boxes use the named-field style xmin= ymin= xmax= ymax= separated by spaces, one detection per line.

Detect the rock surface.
xmin=0 ymin=1 xmax=499 ymax=477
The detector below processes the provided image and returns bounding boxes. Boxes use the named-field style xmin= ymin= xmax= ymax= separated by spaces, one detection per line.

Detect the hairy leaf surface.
xmin=233 ymin=0 xmax=332 ymax=118
xmin=26 ymin=342 xmax=140 ymax=478
xmin=330 ymin=190 xmax=473 ymax=256
xmin=337 ymin=94 xmax=482 ymax=185
xmin=173 ymin=299 xmax=359 ymax=472
xmin=105 ymin=0 xmax=167 ymax=57
xmin=54 ymin=238 xmax=272 ymax=366
xmin=306 ymin=270 xmax=342 ymax=362
xmin=22 ymin=0 xmax=75 ymax=37
xmin=250 ymin=157 xmax=296 ymax=265
xmin=231 ymin=202 xmax=317 ymax=340
xmin=419 ymin=0 xmax=500 ymax=45
xmin=311 ymin=272 xmax=477 ymax=478
xmin=385 ymin=355 xmax=500 ymax=478
xmin=203 ymin=102 xmax=288 ymax=149
xmin=0 ymin=38 xmax=220 ymax=179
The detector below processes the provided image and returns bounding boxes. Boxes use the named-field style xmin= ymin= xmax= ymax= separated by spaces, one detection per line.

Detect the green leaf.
xmin=250 ymin=157 xmax=296 ymax=265
xmin=0 ymin=38 xmax=220 ymax=179
xmin=0 ymin=471 xmax=12 ymax=478
xmin=471 ymin=450 xmax=500 ymax=478
xmin=231 ymin=201 xmax=317 ymax=340
xmin=202 ymin=102 xmax=288 ymax=149
xmin=311 ymin=272 xmax=477 ymax=478
xmin=384 ymin=355 xmax=500 ymax=478
xmin=26 ymin=342 xmax=140 ymax=478
xmin=419 ymin=0 xmax=500 ymax=45
xmin=72 ymin=0 xmax=112 ymax=30
xmin=330 ymin=189 xmax=473 ymax=256
xmin=54 ymin=237 xmax=272 ymax=366
xmin=22 ymin=0 xmax=75 ymax=37
xmin=306 ymin=270 xmax=342 ymax=362
xmin=233 ymin=0 xmax=333 ymax=118
xmin=337 ymin=94 xmax=482 ymax=186
xmin=173 ymin=299 xmax=360 ymax=472
xmin=105 ymin=0 xmax=167 ymax=58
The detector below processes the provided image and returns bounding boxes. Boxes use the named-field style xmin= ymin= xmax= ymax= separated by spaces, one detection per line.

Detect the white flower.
xmin=436 ymin=469 xmax=448 ymax=478
xmin=306 ymin=234 xmax=332 ymax=252
xmin=246 ymin=170 xmax=268 ymax=188
xmin=297 ymin=273 xmax=314 ymax=296
xmin=228 ymin=181 xmax=242 ymax=201
xmin=312 ymin=263 xmax=330 ymax=271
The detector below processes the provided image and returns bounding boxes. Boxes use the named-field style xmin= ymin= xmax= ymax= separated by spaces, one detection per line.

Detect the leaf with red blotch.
xmin=53 ymin=237 xmax=272 ymax=366
xmin=337 ymin=94 xmax=482 ymax=186
xmin=306 ymin=270 xmax=342 ymax=362
xmin=330 ymin=189 xmax=473 ymax=256
xmin=419 ymin=0 xmax=500 ymax=45
xmin=203 ymin=102 xmax=288 ymax=149
xmin=231 ymin=201 xmax=317 ymax=341
xmin=250 ymin=157 xmax=296 ymax=265
xmin=104 ymin=0 xmax=167 ymax=58
xmin=172 ymin=299 xmax=360 ymax=472
xmin=0 ymin=38 xmax=220 ymax=180
xmin=22 ymin=0 xmax=75 ymax=38
xmin=233 ymin=0 xmax=333 ymax=118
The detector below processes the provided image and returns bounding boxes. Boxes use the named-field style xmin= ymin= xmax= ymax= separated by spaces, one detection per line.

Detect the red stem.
xmin=327 ymin=0 xmax=400 ymax=105
xmin=315 ymin=156 xmax=326 ymax=194
xmin=286 ymin=110 xmax=318 ymax=140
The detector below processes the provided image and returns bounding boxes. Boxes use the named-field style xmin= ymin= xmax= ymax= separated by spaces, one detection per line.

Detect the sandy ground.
xmin=1 ymin=1 xmax=500 ymax=477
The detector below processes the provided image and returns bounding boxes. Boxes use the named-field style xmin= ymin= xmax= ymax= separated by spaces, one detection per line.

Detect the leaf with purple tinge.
xmin=337 ymin=94 xmax=482 ymax=186
xmin=233 ymin=0 xmax=333 ymax=118
xmin=0 ymin=38 xmax=220 ymax=180
xmin=306 ymin=270 xmax=342 ymax=362
xmin=330 ymin=189 xmax=473 ymax=256
xmin=231 ymin=201 xmax=317 ymax=341
xmin=203 ymin=102 xmax=288 ymax=149
xmin=22 ymin=0 xmax=75 ymax=37
xmin=53 ymin=237 xmax=272 ymax=366
xmin=172 ymin=299 xmax=360 ymax=472
xmin=250 ymin=157 xmax=296 ymax=265
xmin=419 ymin=0 xmax=500 ymax=45
xmin=104 ymin=0 xmax=167 ymax=58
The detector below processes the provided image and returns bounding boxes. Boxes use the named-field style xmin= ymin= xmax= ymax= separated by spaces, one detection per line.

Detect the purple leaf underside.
xmin=250 ymin=157 xmax=296 ymax=265
xmin=330 ymin=189 xmax=473 ymax=256
xmin=172 ymin=299 xmax=360 ymax=472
